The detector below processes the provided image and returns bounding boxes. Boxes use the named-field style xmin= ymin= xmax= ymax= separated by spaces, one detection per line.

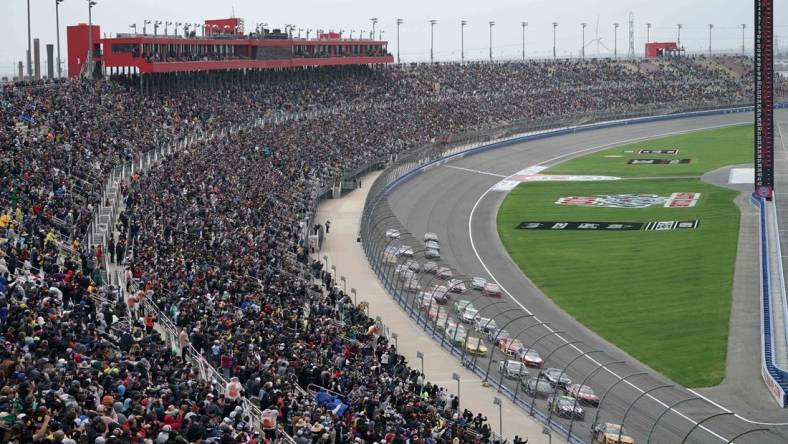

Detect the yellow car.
xmin=592 ymin=422 xmax=634 ymax=444
xmin=464 ymin=336 xmax=488 ymax=356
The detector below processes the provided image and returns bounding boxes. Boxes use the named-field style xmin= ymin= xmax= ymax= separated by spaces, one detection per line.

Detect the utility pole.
xmin=613 ymin=23 xmax=619 ymax=58
xmin=396 ymin=18 xmax=403 ymax=63
xmin=708 ymin=23 xmax=714 ymax=56
xmin=521 ymin=21 xmax=528 ymax=60
xmin=489 ymin=21 xmax=495 ymax=61
xmin=27 ymin=0 xmax=32 ymax=77
xmin=55 ymin=0 xmax=63 ymax=78
xmin=430 ymin=19 xmax=437 ymax=63
xmin=552 ymin=22 xmax=558 ymax=58
xmin=461 ymin=20 xmax=467 ymax=64
xmin=741 ymin=23 xmax=746 ymax=54
xmin=581 ymin=22 xmax=587 ymax=59
xmin=677 ymin=23 xmax=682 ymax=48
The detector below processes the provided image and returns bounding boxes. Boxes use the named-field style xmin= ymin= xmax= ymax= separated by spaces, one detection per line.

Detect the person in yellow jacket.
xmin=45 ymin=229 xmax=58 ymax=245
xmin=0 ymin=213 xmax=10 ymax=229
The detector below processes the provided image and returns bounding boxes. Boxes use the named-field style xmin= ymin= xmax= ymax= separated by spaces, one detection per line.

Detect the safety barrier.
xmin=361 ymin=103 xmax=788 ymax=442
xmin=753 ymin=194 xmax=788 ymax=407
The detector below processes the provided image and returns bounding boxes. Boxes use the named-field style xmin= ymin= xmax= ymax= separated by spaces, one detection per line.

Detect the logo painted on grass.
xmin=556 ymin=193 xmax=701 ymax=209
xmin=638 ymin=149 xmax=679 ymax=154
xmin=627 ymin=158 xmax=691 ymax=165
xmin=517 ymin=220 xmax=700 ymax=231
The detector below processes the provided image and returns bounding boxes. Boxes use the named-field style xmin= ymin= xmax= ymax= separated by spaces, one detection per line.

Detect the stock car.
xmin=498 ymin=359 xmax=529 ymax=379
xmin=383 ymin=246 xmax=399 ymax=264
xmin=397 ymin=269 xmax=417 ymax=282
xmin=473 ymin=317 xmax=498 ymax=334
xmin=568 ymin=384 xmax=600 ymax=407
xmin=403 ymin=278 xmax=422 ymax=293
xmin=464 ymin=336 xmax=488 ymax=356
xmin=424 ymin=285 xmax=451 ymax=304
xmin=486 ymin=327 xmax=511 ymax=344
xmin=424 ymin=232 xmax=440 ymax=242
xmin=404 ymin=260 xmax=421 ymax=273
xmin=517 ymin=348 xmax=545 ymax=368
xmin=417 ymin=294 xmax=437 ymax=311
xmin=386 ymin=228 xmax=401 ymax=239
xmin=398 ymin=245 xmax=415 ymax=258
xmin=425 ymin=248 xmax=441 ymax=259
xmin=446 ymin=325 xmax=468 ymax=345
xmin=498 ymin=338 xmax=525 ymax=357
xmin=591 ymin=423 xmax=635 ymax=444
xmin=446 ymin=279 xmax=467 ymax=293
xmin=423 ymin=261 xmax=439 ymax=274
xmin=471 ymin=277 xmax=487 ymax=291
xmin=540 ymin=368 xmax=573 ymax=391
xmin=460 ymin=307 xmax=480 ymax=324
xmin=436 ymin=267 xmax=453 ymax=280
xmin=547 ymin=395 xmax=585 ymax=420
xmin=482 ymin=282 xmax=502 ymax=298
xmin=521 ymin=376 xmax=553 ymax=399
xmin=427 ymin=306 xmax=449 ymax=321
xmin=425 ymin=240 xmax=441 ymax=251
xmin=454 ymin=299 xmax=475 ymax=315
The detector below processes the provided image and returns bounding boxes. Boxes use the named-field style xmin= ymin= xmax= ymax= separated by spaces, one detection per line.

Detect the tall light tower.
xmin=677 ymin=23 xmax=682 ymax=47
xmin=581 ymin=22 xmax=587 ymax=59
xmin=87 ymin=0 xmax=96 ymax=78
xmin=627 ymin=12 xmax=635 ymax=58
xmin=521 ymin=21 xmax=528 ymax=60
xmin=741 ymin=23 xmax=746 ymax=54
xmin=27 ymin=0 xmax=32 ymax=77
xmin=708 ymin=23 xmax=714 ymax=56
xmin=488 ymin=21 xmax=495 ymax=61
xmin=396 ymin=18 xmax=403 ymax=63
xmin=646 ymin=22 xmax=652 ymax=43
xmin=430 ymin=19 xmax=437 ymax=63
xmin=613 ymin=23 xmax=619 ymax=58
xmin=55 ymin=0 xmax=64 ymax=78
xmin=552 ymin=22 xmax=559 ymax=58
xmin=461 ymin=20 xmax=467 ymax=64
xmin=371 ymin=18 xmax=378 ymax=40
xmin=143 ymin=19 xmax=151 ymax=35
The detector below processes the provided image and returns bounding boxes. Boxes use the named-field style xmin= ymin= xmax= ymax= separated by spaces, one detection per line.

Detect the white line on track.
xmin=444 ymin=165 xmax=506 ymax=178
xmin=468 ymin=122 xmax=753 ymax=442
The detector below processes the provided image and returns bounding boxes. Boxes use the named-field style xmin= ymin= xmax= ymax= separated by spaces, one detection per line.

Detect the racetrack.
xmin=383 ymin=110 xmax=788 ymax=443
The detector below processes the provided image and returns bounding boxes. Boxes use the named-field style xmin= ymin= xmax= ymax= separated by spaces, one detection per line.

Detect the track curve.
xmin=385 ymin=111 xmax=788 ymax=443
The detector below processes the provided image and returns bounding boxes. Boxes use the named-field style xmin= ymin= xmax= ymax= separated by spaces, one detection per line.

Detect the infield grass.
xmin=497 ymin=125 xmax=752 ymax=387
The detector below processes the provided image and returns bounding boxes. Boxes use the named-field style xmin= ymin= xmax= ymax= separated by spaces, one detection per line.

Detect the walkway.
xmin=316 ymin=172 xmax=558 ymax=444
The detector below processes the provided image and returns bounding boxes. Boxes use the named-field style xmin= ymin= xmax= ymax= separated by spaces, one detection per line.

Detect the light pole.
xmin=521 ymin=21 xmax=528 ymax=60
xmin=350 ymin=29 xmax=354 ymax=40
xmin=430 ymin=20 xmax=437 ymax=63
xmin=55 ymin=0 xmax=64 ymax=78
xmin=87 ymin=1 xmax=96 ymax=78
xmin=461 ymin=20 xmax=467 ymax=64
xmin=581 ymin=22 xmax=587 ymax=59
xmin=451 ymin=372 xmax=461 ymax=411
xmin=646 ymin=22 xmax=652 ymax=43
xmin=741 ymin=23 xmax=746 ymax=54
xmin=677 ymin=23 xmax=682 ymax=47
xmin=371 ymin=17 xmax=378 ymax=40
xmin=165 ymin=21 xmax=171 ymax=36
xmin=27 ymin=0 xmax=32 ymax=77
xmin=154 ymin=20 xmax=161 ymax=36
xmin=129 ymin=24 xmax=137 ymax=35
xmin=552 ymin=22 xmax=558 ymax=58
xmin=613 ymin=23 xmax=619 ymax=58
xmin=708 ymin=23 xmax=714 ymax=56
xmin=416 ymin=351 xmax=424 ymax=374
xmin=396 ymin=19 xmax=403 ymax=63
xmin=488 ymin=21 xmax=495 ymax=61
xmin=493 ymin=397 xmax=503 ymax=439
xmin=143 ymin=19 xmax=151 ymax=35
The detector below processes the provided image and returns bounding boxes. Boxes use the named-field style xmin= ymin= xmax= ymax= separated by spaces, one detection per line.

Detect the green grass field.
xmin=497 ymin=125 xmax=753 ymax=387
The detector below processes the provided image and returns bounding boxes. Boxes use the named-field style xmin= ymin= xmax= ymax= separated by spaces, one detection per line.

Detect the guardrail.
xmin=753 ymin=193 xmax=788 ymax=407
xmin=361 ymin=103 xmax=788 ymax=441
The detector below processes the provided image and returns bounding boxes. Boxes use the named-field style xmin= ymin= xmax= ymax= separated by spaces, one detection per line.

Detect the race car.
xmin=521 ymin=376 xmax=553 ymax=399
xmin=427 ymin=306 xmax=449 ymax=322
xmin=382 ymin=246 xmax=399 ymax=264
xmin=417 ymin=294 xmax=437 ymax=311
xmin=404 ymin=260 xmax=421 ymax=273
xmin=397 ymin=245 xmax=415 ymax=258
xmin=423 ymin=261 xmax=439 ymax=274
xmin=424 ymin=232 xmax=440 ymax=242
xmin=453 ymin=299 xmax=475 ymax=315
xmin=446 ymin=325 xmax=468 ymax=345
xmin=446 ymin=279 xmax=467 ymax=293
xmin=517 ymin=348 xmax=544 ymax=368
xmin=386 ymin=228 xmax=401 ymax=239
xmin=540 ymin=368 xmax=573 ymax=391
xmin=425 ymin=248 xmax=441 ymax=259
xmin=463 ymin=336 xmax=488 ymax=356
xmin=498 ymin=338 xmax=525 ymax=357
xmin=471 ymin=276 xmax=487 ymax=290
xmin=425 ymin=240 xmax=441 ymax=251
xmin=486 ymin=327 xmax=511 ymax=344
xmin=460 ymin=307 xmax=480 ymax=324
xmin=482 ymin=282 xmax=502 ymax=297
xmin=568 ymin=384 xmax=600 ymax=407
xmin=591 ymin=423 xmax=634 ymax=444
xmin=425 ymin=285 xmax=450 ymax=304
xmin=436 ymin=267 xmax=453 ymax=280
xmin=547 ymin=395 xmax=585 ymax=420
xmin=402 ymin=278 xmax=421 ymax=293
xmin=473 ymin=317 xmax=498 ymax=334
xmin=498 ymin=359 xmax=529 ymax=379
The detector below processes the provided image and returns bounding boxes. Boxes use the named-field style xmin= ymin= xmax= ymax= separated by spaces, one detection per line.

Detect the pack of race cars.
xmin=382 ymin=231 xmax=634 ymax=442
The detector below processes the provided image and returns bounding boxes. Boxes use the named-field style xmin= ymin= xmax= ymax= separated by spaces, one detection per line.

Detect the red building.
xmin=645 ymin=42 xmax=681 ymax=58
xmin=67 ymin=17 xmax=393 ymax=85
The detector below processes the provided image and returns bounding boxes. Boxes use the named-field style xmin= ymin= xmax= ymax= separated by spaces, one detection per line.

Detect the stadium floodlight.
xmin=521 ymin=21 xmax=528 ymax=60
xmin=552 ymin=22 xmax=558 ymax=58
xmin=298 ymin=28 xmax=303 ymax=39
xmin=488 ymin=21 xmax=495 ymax=61
xmin=55 ymin=0 xmax=64 ymax=77
xmin=646 ymin=22 xmax=651 ymax=43
xmin=371 ymin=17 xmax=378 ymax=40
xmin=87 ymin=1 xmax=97 ymax=78
xmin=154 ymin=20 xmax=161 ymax=36
xmin=165 ymin=21 xmax=172 ymax=35
xmin=677 ymin=23 xmax=682 ymax=47
xmin=143 ymin=20 xmax=151 ymax=35
xmin=429 ymin=20 xmax=437 ymax=63
xmin=175 ymin=22 xmax=182 ymax=36
xmin=613 ymin=23 xmax=619 ymax=58
xmin=581 ymin=22 xmax=587 ymax=59
xmin=395 ymin=19 xmax=403 ymax=62
xmin=461 ymin=20 xmax=467 ymax=64
xmin=741 ymin=24 xmax=746 ymax=54
xmin=708 ymin=23 xmax=714 ymax=56
xmin=129 ymin=24 xmax=137 ymax=35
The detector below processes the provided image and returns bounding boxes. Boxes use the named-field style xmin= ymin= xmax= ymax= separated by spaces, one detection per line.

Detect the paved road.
xmin=379 ymin=111 xmax=788 ymax=443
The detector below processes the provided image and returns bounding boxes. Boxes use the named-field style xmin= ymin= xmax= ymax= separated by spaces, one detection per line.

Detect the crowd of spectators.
xmin=0 ymin=56 xmax=778 ymax=443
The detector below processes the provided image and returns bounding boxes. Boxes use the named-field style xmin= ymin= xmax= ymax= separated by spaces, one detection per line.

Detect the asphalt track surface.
xmin=382 ymin=111 xmax=788 ymax=444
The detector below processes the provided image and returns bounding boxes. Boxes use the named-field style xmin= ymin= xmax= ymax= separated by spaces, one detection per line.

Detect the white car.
xmin=425 ymin=240 xmax=440 ymax=251
xmin=425 ymin=285 xmax=451 ymax=304
xmin=423 ymin=261 xmax=438 ymax=274
xmin=446 ymin=279 xmax=466 ymax=293
xmin=417 ymin=294 xmax=437 ymax=310
xmin=436 ymin=267 xmax=453 ymax=280
xmin=460 ymin=307 xmax=480 ymax=324
xmin=397 ymin=245 xmax=415 ymax=258
xmin=474 ymin=317 xmax=498 ymax=334
xmin=425 ymin=248 xmax=441 ymax=259
xmin=499 ymin=359 xmax=529 ymax=380
xmin=486 ymin=327 xmax=511 ymax=344
xmin=471 ymin=277 xmax=487 ymax=291
xmin=398 ymin=269 xmax=417 ymax=282
xmin=403 ymin=278 xmax=421 ymax=293
xmin=386 ymin=228 xmax=401 ymax=239
xmin=424 ymin=232 xmax=440 ymax=242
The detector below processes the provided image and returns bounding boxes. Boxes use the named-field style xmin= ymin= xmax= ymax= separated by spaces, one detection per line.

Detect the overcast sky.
xmin=1 ymin=0 xmax=787 ymax=77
